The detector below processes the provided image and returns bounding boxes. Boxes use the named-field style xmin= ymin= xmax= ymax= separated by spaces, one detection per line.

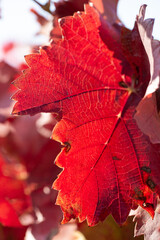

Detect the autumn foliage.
xmin=1 ymin=0 xmax=160 ymax=240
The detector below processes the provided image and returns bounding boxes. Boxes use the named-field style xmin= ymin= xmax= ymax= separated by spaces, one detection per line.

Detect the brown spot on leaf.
xmin=62 ymin=142 xmax=71 ymax=153
xmin=112 ymin=156 xmax=120 ymax=160
xmin=146 ymin=178 xmax=156 ymax=190
xmin=133 ymin=188 xmax=146 ymax=201
xmin=141 ymin=166 xmax=151 ymax=173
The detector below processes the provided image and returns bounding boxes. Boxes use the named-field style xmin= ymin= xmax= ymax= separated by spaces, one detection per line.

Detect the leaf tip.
xmin=139 ymin=4 xmax=147 ymax=19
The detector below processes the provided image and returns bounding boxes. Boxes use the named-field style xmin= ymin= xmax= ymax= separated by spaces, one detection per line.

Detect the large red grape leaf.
xmin=12 ymin=5 xmax=160 ymax=225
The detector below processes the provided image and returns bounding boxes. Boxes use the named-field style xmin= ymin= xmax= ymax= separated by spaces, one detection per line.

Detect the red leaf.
xmin=12 ymin=5 xmax=160 ymax=226
xmin=51 ymin=0 xmax=89 ymax=41
xmin=0 ymin=153 xmax=31 ymax=227
xmin=0 ymin=200 xmax=21 ymax=227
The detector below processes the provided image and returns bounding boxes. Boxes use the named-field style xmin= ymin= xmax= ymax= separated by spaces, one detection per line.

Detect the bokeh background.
xmin=0 ymin=1 xmax=159 ymax=240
